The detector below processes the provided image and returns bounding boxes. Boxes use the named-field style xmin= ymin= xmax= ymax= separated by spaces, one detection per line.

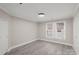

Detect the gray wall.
xmin=9 ymin=17 xmax=38 ymax=48
xmin=0 ymin=9 xmax=10 ymax=54
xmin=0 ymin=9 xmax=38 ymax=49
xmin=73 ymin=9 xmax=79 ymax=54
xmin=38 ymin=19 xmax=73 ymax=46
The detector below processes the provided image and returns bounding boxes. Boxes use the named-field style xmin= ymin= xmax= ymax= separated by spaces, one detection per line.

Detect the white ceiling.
xmin=0 ymin=3 xmax=78 ymax=22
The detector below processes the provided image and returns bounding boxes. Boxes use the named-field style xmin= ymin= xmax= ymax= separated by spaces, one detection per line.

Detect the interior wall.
xmin=9 ymin=17 xmax=38 ymax=48
xmin=0 ymin=9 xmax=11 ymax=54
xmin=38 ymin=18 xmax=73 ymax=46
xmin=0 ymin=9 xmax=38 ymax=50
xmin=73 ymin=8 xmax=79 ymax=54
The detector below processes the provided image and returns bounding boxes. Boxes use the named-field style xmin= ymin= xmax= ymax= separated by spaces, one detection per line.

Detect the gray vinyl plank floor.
xmin=5 ymin=40 xmax=76 ymax=55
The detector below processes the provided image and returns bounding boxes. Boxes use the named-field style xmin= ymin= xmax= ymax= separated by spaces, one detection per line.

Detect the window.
xmin=56 ymin=23 xmax=64 ymax=32
xmin=46 ymin=22 xmax=53 ymax=38
xmin=46 ymin=21 xmax=65 ymax=40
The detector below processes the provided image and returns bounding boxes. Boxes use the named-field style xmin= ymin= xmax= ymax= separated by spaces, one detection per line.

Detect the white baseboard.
xmin=7 ymin=39 xmax=38 ymax=52
xmin=41 ymin=39 xmax=72 ymax=46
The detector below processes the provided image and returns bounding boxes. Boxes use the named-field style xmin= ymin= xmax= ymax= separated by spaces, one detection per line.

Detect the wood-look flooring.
xmin=5 ymin=40 xmax=76 ymax=55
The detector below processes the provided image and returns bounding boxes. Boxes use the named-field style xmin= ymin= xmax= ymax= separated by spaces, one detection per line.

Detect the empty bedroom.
xmin=0 ymin=3 xmax=79 ymax=55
